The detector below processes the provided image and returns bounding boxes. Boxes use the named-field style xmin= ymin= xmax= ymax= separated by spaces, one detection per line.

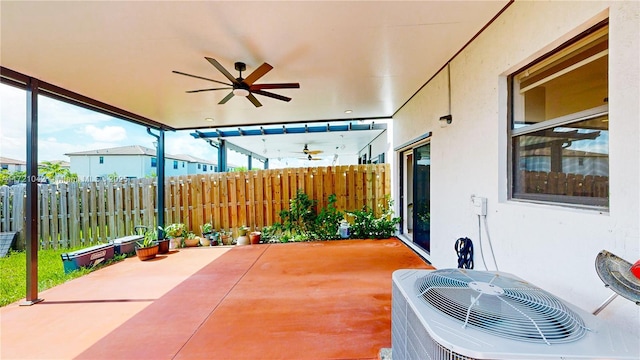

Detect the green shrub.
xmin=312 ymin=194 xmax=343 ymax=240
xmin=276 ymin=189 xmax=316 ymax=241
xmin=346 ymin=197 xmax=400 ymax=239
xmin=262 ymin=191 xmax=400 ymax=241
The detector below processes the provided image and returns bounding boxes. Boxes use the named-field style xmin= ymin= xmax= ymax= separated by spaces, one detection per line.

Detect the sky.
xmin=0 ymin=83 xmax=249 ymax=167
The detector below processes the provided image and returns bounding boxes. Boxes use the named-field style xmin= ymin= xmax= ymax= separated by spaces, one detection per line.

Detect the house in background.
xmin=39 ymin=160 xmax=71 ymax=171
xmin=0 ymin=157 xmax=25 ymax=172
xmin=65 ymin=145 xmax=218 ymax=181
xmin=173 ymin=154 xmax=217 ymax=174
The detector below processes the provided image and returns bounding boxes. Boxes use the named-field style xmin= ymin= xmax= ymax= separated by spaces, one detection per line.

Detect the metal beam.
xmin=22 ymin=78 xmax=43 ymax=306
xmin=225 ymin=142 xmax=268 ymax=163
xmin=190 ymin=122 xmax=387 ymax=140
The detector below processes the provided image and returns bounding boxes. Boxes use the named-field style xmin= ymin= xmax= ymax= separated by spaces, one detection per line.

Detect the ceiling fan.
xmin=173 ymin=57 xmax=300 ymax=107
xmin=302 ymin=144 xmax=322 ymax=155
xmin=301 ymin=154 xmax=323 ymax=161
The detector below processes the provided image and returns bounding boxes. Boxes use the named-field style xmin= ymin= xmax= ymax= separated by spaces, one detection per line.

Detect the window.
xmin=197 ymin=163 xmax=201 ymax=169
xmin=151 ymin=157 xmax=157 ymax=168
xmin=510 ymin=23 xmax=608 ymax=207
xmin=1 ymin=165 xmax=8 ymax=170
xmin=99 ymin=156 xmax=104 ymax=164
xmin=202 ymin=164 xmax=206 ymax=172
xmin=182 ymin=162 xmax=185 ymax=168
xmin=173 ymin=160 xmax=178 ymax=169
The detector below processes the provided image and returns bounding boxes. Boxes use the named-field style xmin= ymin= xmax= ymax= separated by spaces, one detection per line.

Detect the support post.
xmin=157 ymin=129 xmax=165 ymax=237
xmin=219 ymin=139 xmax=227 ymax=172
xmin=248 ymin=154 xmax=252 ymax=170
xmin=147 ymin=128 xmax=165 ymax=239
xmin=22 ymin=78 xmax=43 ymax=306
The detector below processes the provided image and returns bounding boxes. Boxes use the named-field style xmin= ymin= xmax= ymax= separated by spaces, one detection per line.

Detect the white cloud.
xmin=82 ymin=125 xmax=127 ymax=142
xmin=165 ymin=131 xmax=217 ymax=161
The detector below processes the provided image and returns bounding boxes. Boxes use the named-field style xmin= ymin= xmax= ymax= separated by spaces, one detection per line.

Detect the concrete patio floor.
xmin=0 ymin=239 xmax=432 ymax=360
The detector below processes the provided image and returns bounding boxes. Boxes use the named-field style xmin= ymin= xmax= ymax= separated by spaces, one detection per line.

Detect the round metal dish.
xmin=595 ymin=250 xmax=640 ymax=305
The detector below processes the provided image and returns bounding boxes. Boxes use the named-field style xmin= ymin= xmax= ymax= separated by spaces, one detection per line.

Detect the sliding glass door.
xmin=412 ymin=143 xmax=431 ymax=252
xmin=400 ymin=141 xmax=431 ymax=253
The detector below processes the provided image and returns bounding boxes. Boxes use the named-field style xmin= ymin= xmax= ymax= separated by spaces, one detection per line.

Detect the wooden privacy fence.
xmin=520 ymin=171 xmax=608 ymax=198
xmin=0 ymin=164 xmax=390 ymax=250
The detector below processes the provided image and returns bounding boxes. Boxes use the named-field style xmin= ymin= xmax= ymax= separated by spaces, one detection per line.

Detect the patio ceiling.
xmin=0 ymin=1 xmax=510 ymax=134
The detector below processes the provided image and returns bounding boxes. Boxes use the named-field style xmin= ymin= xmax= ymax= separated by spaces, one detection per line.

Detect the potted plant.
xmin=156 ymin=226 xmax=170 ymax=254
xmin=136 ymin=230 xmax=159 ymax=261
xmin=236 ymin=226 xmax=250 ymax=246
xmin=237 ymin=225 xmax=249 ymax=236
xmin=249 ymin=231 xmax=261 ymax=244
xmin=201 ymin=222 xmax=214 ymax=236
xmin=200 ymin=222 xmax=218 ymax=246
xmin=165 ymin=223 xmax=186 ymax=249
xmin=208 ymin=231 xmax=220 ymax=246
xmin=184 ymin=231 xmax=200 ymax=247
xmin=220 ymin=230 xmax=233 ymax=245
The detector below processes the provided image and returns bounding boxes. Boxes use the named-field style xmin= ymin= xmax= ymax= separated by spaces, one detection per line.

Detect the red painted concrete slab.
xmin=0 ymin=247 xmax=231 ymax=360
xmin=176 ymin=240 xmax=431 ymax=360
xmin=1 ymin=239 xmax=432 ymax=360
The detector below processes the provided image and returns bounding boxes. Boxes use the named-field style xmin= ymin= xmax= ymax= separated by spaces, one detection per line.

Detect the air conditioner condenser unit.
xmin=391 ymin=269 xmax=639 ymax=360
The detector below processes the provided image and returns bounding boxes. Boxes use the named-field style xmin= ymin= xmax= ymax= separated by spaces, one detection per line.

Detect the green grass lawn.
xmin=0 ymin=247 xmax=124 ymax=307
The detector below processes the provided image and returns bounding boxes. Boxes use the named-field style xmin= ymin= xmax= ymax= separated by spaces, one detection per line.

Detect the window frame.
xmin=508 ymin=21 xmax=609 ymax=209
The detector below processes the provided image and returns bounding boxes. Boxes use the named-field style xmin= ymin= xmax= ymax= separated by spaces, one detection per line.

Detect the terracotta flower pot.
xmin=221 ymin=235 xmax=233 ymax=245
xmin=136 ymin=244 xmax=159 ymax=261
xmin=156 ymin=239 xmax=170 ymax=254
xmin=249 ymin=232 xmax=261 ymax=244
xmin=184 ymin=237 xmax=200 ymax=247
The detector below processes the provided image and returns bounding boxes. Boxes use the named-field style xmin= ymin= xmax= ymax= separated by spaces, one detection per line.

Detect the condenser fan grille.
xmin=416 ymin=269 xmax=588 ymax=345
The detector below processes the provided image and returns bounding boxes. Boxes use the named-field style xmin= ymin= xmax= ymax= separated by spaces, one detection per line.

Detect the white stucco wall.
xmin=358 ymin=130 xmax=390 ymax=164
xmin=392 ymin=1 xmax=639 ymax=338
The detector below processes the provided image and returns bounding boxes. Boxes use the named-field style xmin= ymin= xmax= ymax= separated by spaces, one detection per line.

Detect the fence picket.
xmin=89 ymin=182 xmax=98 ymax=244
xmin=39 ymin=185 xmax=50 ymax=248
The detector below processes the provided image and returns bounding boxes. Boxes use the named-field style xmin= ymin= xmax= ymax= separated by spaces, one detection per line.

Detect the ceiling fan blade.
xmin=307 ymin=150 xmax=323 ymax=155
xmin=250 ymin=83 xmax=300 ymax=90
xmin=243 ymin=63 xmax=273 ymax=86
xmin=186 ymin=87 xmax=231 ymax=93
xmin=205 ymin=57 xmax=240 ymax=85
xmin=247 ymin=93 xmax=263 ymax=107
xmin=252 ymin=90 xmax=292 ymax=102
xmin=172 ymin=70 xmax=232 ymax=86
xmin=219 ymin=92 xmax=234 ymax=104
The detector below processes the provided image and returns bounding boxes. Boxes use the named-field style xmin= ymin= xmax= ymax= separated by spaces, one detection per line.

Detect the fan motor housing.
xmin=391 ymin=269 xmax=639 ymax=360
